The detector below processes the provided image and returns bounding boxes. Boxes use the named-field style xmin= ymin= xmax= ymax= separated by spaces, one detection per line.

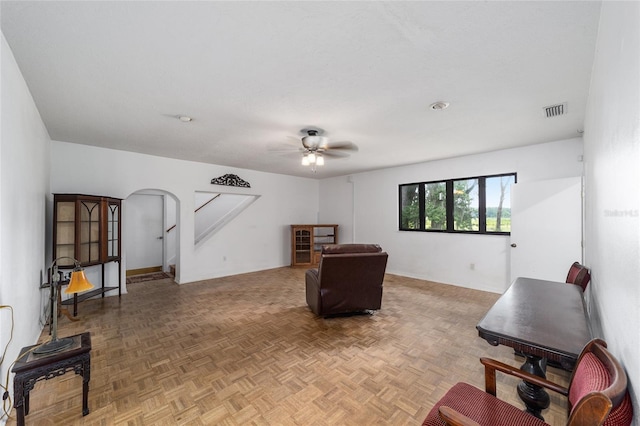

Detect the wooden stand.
xmin=12 ymin=332 xmax=91 ymax=426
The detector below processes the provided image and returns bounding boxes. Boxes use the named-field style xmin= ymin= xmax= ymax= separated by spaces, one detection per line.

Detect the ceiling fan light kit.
xmin=272 ymin=128 xmax=358 ymax=172
xmin=301 ymin=151 xmax=324 ymax=172
xmin=301 ymin=133 xmax=323 ymax=172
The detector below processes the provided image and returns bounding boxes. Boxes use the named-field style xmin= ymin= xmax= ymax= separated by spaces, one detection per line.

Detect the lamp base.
xmin=34 ymin=337 xmax=74 ymax=354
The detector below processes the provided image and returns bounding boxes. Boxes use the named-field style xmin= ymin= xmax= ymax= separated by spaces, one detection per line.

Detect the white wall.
xmin=319 ymin=175 xmax=355 ymax=244
xmin=320 ymin=138 xmax=584 ymax=293
xmin=50 ymin=141 xmax=320 ymax=284
xmin=0 ymin=33 xmax=51 ymax=423
xmin=583 ymin=1 xmax=639 ymax=417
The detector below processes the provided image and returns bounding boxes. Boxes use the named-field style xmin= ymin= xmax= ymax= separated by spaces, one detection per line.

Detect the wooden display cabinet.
xmin=290 ymin=224 xmax=338 ymax=267
xmin=53 ymin=194 xmax=122 ymax=315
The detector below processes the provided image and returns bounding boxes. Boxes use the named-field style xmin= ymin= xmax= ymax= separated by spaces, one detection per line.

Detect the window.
xmin=453 ymin=178 xmax=479 ymax=231
xmin=485 ymin=175 xmax=514 ymax=233
xmin=399 ymin=173 xmax=516 ymax=234
xmin=425 ymin=182 xmax=446 ymax=230
xmin=399 ymin=184 xmax=420 ymax=230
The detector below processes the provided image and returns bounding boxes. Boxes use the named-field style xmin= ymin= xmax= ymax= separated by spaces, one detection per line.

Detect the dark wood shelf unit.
xmin=53 ymin=194 xmax=122 ymax=316
xmin=290 ymin=224 xmax=338 ymax=267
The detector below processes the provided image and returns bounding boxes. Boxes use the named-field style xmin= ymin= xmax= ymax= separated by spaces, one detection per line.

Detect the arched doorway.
xmin=124 ymin=189 xmax=179 ymax=281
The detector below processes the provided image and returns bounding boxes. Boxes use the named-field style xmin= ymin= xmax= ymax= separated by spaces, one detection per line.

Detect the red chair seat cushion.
xmin=422 ymin=382 xmax=549 ymax=426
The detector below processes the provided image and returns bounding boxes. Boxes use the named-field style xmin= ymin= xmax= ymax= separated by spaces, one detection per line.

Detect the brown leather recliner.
xmin=305 ymin=244 xmax=388 ymax=316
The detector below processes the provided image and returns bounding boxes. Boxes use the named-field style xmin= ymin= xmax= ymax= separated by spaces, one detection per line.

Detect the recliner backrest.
xmin=315 ymin=244 xmax=388 ymax=314
xmin=317 ymin=245 xmax=387 ymax=287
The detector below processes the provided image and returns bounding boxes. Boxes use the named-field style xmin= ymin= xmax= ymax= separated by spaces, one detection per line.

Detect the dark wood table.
xmin=12 ymin=332 xmax=91 ymax=426
xmin=476 ymin=277 xmax=591 ymax=419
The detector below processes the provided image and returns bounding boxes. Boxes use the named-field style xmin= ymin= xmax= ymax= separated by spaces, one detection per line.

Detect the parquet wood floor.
xmin=9 ymin=268 xmax=570 ymax=425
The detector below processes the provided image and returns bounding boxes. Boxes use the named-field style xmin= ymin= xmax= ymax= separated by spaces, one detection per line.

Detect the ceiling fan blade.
xmin=272 ymin=151 xmax=304 ymax=159
xmin=324 ymin=141 xmax=358 ymax=151
xmin=268 ymin=148 xmax=298 ymax=154
xmin=267 ymin=140 xmax=301 ymax=153
xmin=322 ymin=150 xmax=351 ymax=159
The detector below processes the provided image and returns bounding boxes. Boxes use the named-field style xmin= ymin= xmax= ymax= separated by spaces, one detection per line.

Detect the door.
xmin=510 ymin=177 xmax=582 ymax=282
xmin=125 ymin=194 xmax=164 ymax=273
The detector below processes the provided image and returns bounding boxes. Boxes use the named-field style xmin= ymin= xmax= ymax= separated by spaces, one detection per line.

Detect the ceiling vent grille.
xmin=544 ymin=102 xmax=567 ymax=118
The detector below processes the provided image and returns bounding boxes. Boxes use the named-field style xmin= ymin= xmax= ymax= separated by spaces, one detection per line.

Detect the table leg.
xmin=82 ymin=378 xmax=89 ymax=416
xmin=15 ymin=404 xmax=25 ymax=426
xmin=82 ymin=358 xmax=90 ymax=416
xmin=14 ymin=396 xmax=25 ymax=426
xmin=516 ymin=353 xmax=550 ymax=420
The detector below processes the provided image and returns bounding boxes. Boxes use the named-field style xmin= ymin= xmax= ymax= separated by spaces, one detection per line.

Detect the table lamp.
xmin=34 ymin=257 xmax=94 ymax=354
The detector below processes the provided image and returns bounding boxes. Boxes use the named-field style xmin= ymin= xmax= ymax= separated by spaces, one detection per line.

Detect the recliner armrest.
xmin=305 ymin=268 xmax=319 ymax=284
xmin=305 ymin=268 xmax=322 ymax=315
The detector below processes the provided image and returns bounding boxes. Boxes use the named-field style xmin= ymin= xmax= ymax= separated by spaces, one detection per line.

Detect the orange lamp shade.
xmin=65 ymin=269 xmax=94 ymax=294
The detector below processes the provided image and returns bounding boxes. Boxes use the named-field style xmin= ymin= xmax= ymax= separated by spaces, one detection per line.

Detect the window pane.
xmin=424 ymin=182 xmax=447 ymax=230
xmin=400 ymin=184 xmax=420 ymax=229
xmin=453 ymin=179 xmax=479 ymax=231
xmin=486 ymin=175 xmax=514 ymax=232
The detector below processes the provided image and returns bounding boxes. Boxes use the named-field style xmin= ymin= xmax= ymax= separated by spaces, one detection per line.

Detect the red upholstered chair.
xmin=566 ymin=261 xmax=591 ymax=292
xmin=423 ymin=339 xmax=633 ymax=426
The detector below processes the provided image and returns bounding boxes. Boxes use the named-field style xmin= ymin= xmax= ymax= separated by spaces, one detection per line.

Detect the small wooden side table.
xmin=12 ymin=332 xmax=91 ymax=426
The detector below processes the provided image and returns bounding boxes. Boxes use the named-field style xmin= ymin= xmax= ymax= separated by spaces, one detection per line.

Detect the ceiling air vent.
xmin=544 ymin=102 xmax=567 ymax=118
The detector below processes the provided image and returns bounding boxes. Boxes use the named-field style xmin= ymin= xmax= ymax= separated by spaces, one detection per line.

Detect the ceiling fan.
xmin=296 ymin=129 xmax=358 ymax=171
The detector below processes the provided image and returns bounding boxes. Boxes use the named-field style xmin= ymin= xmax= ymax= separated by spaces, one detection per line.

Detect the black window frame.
xmin=398 ymin=172 xmax=517 ymax=235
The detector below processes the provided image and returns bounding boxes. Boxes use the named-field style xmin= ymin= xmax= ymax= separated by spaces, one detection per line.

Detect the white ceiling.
xmin=1 ymin=1 xmax=601 ymax=179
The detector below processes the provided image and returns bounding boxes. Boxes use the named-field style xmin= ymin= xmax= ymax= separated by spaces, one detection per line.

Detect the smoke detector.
xmin=429 ymin=101 xmax=450 ymax=111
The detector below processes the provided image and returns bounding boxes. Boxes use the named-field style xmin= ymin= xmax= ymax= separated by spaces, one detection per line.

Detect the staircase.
xmin=164 ymin=192 xmax=260 ymax=267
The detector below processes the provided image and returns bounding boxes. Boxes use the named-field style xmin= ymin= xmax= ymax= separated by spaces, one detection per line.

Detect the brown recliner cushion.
xmin=320 ymin=243 xmax=382 ymax=255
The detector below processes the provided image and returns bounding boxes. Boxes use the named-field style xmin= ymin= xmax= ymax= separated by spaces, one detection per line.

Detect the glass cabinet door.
xmin=294 ymin=228 xmax=312 ymax=264
xmin=79 ymin=200 xmax=101 ymax=264
xmin=106 ymin=199 xmax=121 ymax=260
xmin=55 ymin=201 xmax=76 ymax=267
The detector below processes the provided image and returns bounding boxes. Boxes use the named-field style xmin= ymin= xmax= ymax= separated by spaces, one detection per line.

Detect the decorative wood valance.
xmin=210 ymin=174 xmax=251 ymax=188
